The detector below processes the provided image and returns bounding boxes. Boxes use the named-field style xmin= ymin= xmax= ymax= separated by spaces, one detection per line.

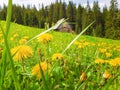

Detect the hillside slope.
xmin=1 ymin=20 xmax=120 ymax=56
xmin=0 ymin=20 xmax=120 ymax=45
xmin=1 ymin=20 xmax=120 ymax=90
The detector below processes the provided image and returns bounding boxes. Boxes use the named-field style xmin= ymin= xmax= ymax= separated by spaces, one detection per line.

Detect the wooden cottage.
xmin=54 ymin=22 xmax=75 ymax=34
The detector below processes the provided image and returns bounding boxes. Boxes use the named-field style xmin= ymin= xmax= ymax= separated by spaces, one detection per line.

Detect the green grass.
xmin=0 ymin=20 xmax=120 ymax=90
xmin=0 ymin=20 xmax=120 ymax=48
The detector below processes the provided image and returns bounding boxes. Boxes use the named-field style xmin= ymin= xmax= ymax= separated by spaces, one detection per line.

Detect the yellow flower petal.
xmin=52 ymin=53 xmax=63 ymax=60
xmin=11 ymin=45 xmax=33 ymax=61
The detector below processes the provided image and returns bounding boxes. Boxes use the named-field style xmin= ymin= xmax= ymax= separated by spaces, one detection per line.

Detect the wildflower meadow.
xmin=0 ymin=0 xmax=120 ymax=90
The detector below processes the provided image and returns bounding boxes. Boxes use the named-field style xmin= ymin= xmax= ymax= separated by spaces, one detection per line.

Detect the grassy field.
xmin=0 ymin=20 xmax=120 ymax=90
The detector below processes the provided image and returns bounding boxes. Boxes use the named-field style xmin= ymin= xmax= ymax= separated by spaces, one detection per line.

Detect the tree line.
xmin=0 ymin=0 xmax=120 ymax=39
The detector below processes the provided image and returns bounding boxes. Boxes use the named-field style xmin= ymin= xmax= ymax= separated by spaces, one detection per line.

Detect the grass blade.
xmin=0 ymin=0 xmax=21 ymax=90
xmin=0 ymin=24 xmax=7 ymax=90
xmin=62 ymin=21 xmax=95 ymax=54
xmin=39 ymin=62 xmax=49 ymax=90
xmin=5 ymin=0 xmax=12 ymax=37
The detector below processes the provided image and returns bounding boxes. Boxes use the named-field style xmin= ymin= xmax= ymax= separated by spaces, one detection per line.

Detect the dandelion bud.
xmin=80 ymin=72 xmax=87 ymax=82
xmin=38 ymin=48 xmax=41 ymax=55
xmin=103 ymin=70 xmax=111 ymax=79
xmin=0 ymin=48 xmax=3 ymax=51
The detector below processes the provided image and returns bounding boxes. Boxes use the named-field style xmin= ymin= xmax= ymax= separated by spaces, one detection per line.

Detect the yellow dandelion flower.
xmin=13 ymin=33 xmax=19 ymax=38
xmin=91 ymin=43 xmax=95 ymax=46
xmin=103 ymin=70 xmax=111 ymax=79
xmin=104 ymin=60 xmax=109 ymax=63
xmin=19 ymin=38 xmax=27 ymax=44
xmin=37 ymin=33 xmax=53 ymax=44
xmin=105 ymin=52 xmax=111 ymax=58
xmin=52 ymin=53 xmax=63 ymax=60
xmin=99 ymin=48 xmax=107 ymax=53
xmin=1 ymin=39 xmax=4 ymax=43
xmin=74 ymin=41 xmax=84 ymax=49
xmin=10 ymin=37 xmax=14 ymax=41
xmin=109 ymin=58 xmax=120 ymax=66
xmin=32 ymin=61 xmax=50 ymax=80
xmin=0 ymin=33 xmax=3 ymax=37
xmin=101 ymin=42 xmax=107 ymax=46
xmin=114 ymin=46 xmax=120 ymax=52
xmin=84 ymin=41 xmax=89 ymax=46
xmin=94 ymin=59 xmax=105 ymax=64
xmin=23 ymin=36 xmax=29 ymax=40
xmin=11 ymin=45 xmax=33 ymax=61
xmin=98 ymin=43 xmax=101 ymax=47
xmin=78 ymin=44 xmax=84 ymax=49
xmin=74 ymin=41 xmax=80 ymax=45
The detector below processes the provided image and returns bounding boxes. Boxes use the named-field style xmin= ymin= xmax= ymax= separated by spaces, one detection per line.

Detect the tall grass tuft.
xmin=0 ymin=0 xmax=21 ymax=90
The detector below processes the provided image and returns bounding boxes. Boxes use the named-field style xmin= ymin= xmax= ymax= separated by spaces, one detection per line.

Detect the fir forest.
xmin=0 ymin=0 xmax=120 ymax=90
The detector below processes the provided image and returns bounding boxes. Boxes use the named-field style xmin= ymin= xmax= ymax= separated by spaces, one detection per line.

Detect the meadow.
xmin=0 ymin=20 xmax=120 ymax=90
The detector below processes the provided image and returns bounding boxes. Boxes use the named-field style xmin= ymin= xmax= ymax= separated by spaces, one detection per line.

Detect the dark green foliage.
xmin=85 ymin=1 xmax=94 ymax=35
xmin=53 ymin=0 xmax=60 ymax=23
xmin=82 ymin=8 xmax=87 ymax=30
xmin=48 ymin=4 xmax=54 ymax=27
xmin=101 ymin=6 xmax=108 ymax=36
xmin=66 ymin=1 xmax=76 ymax=30
xmin=66 ymin=1 xmax=76 ymax=22
xmin=105 ymin=28 xmax=120 ymax=39
xmin=105 ymin=0 xmax=120 ymax=39
xmin=75 ymin=4 xmax=83 ymax=33
xmin=12 ymin=5 xmax=23 ymax=24
xmin=92 ymin=1 xmax=103 ymax=37
xmin=0 ymin=5 xmax=7 ymax=20
xmin=0 ymin=0 xmax=120 ymax=39
xmin=59 ymin=2 xmax=66 ymax=19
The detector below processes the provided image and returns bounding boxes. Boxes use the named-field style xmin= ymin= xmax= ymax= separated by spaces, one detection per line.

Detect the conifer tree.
xmin=105 ymin=0 xmax=119 ymax=39
xmin=66 ymin=1 xmax=76 ymax=22
xmin=86 ymin=0 xmax=94 ymax=35
xmin=92 ymin=1 xmax=102 ymax=37
xmin=59 ymin=1 xmax=66 ymax=19
xmin=102 ymin=5 xmax=108 ymax=36
xmin=75 ymin=4 xmax=82 ymax=33
xmin=66 ymin=1 xmax=76 ymax=30
xmin=82 ymin=8 xmax=87 ymax=30
xmin=0 ymin=4 xmax=7 ymax=20
xmin=53 ymin=0 xmax=60 ymax=23
xmin=48 ymin=3 xmax=54 ymax=26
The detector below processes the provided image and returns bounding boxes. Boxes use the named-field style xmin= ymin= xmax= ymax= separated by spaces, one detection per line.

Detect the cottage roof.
xmin=55 ymin=22 xmax=72 ymax=30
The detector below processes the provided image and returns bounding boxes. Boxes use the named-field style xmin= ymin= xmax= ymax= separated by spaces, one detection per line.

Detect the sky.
xmin=0 ymin=0 xmax=120 ymax=10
